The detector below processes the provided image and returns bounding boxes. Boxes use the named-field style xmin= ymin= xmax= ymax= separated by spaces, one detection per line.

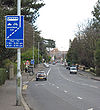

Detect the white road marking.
xmin=41 ymin=84 xmax=46 ymax=86
xmin=47 ymin=68 xmax=51 ymax=75
xmin=23 ymin=81 xmax=29 ymax=85
xmin=35 ymin=83 xmax=46 ymax=86
xmin=52 ymin=84 xmax=55 ymax=86
xmin=77 ymin=97 xmax=83 ymax=100
xmin=81 ymin=83 xmax=89 ymax=86
xmin=48 ymin=82 xmax=51 ymax=85
xmin=58 ymin=67 xmax=99 ymax=89
xmin=57 ymin=86 xmax=59 ymax=89
xmin=58 ymin=69 xmax=98 ymax=89
xmin=64 ymin=90 xmax=68 ymax=93
xmin=88 ymin=108 xmax=94 ymax=110
xmin=89 ymin=85 xmax=98 ymax=89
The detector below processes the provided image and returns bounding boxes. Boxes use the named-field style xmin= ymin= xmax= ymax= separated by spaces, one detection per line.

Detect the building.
xmin=49 ymin=48 xmax=67 ymax=61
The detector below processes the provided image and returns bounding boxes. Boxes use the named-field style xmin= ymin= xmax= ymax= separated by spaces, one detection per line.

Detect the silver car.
xmin=36 ymin=71 xmax=47 ymax=81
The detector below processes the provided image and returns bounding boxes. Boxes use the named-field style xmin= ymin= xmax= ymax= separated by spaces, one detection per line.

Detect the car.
xmin=70 ymin=67 xmax=77 ymax=74
xmin=27 ymin=66 xmax=34 ymax=75
xmin=36 ymin=71 xmax=47 ymax=81
xmin=43 ymin=63 xmax=50 ymax=68
xmin=66 ymin=66 xmax=70 ymax=70
xmin=52 ymin=62 xmax=56 ymax=65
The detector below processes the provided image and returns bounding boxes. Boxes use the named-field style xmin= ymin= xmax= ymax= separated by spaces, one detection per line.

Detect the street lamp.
xmin=38 ymin=42 xmax=40 ymax=64
xmin=61 ymin=47 xmax=66 ymax=63
xmin=32 ymin=10 xmax=40 ymax=72
xmin=16 ymin=0 xmax=22 ymax=106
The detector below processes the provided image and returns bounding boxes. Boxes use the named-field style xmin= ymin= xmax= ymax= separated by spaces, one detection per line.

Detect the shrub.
xmin=3 ymin=59 xmax=17 ymax=77
xmin=0 ymin=68 xmax=7 ymax=85
xmin=95 ymin=66 xmax=100 ymax=76
xmin=95 ymin=39 xmax=100 ymax=76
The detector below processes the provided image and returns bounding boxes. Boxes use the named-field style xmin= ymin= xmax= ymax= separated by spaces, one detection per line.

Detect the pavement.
xmin=0 ymin=64 xmax=100 ymax=110
xmin=78 ymin=70 xmax=100 ymax=81
xmin=0 ymin=64 xmax=44 ymax=110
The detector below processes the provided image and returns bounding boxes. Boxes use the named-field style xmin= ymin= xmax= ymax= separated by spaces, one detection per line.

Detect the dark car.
xmin=27 ymin=66 xmax=34 ymax=75
xmin=66 ymin=66 xmax=70 ymax=70
xmin=52 ymin=62 xmax=56 ymax=65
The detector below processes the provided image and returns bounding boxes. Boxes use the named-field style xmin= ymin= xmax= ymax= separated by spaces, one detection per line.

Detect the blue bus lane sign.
xmin=5 ymin=16 xmax=24 ymax=48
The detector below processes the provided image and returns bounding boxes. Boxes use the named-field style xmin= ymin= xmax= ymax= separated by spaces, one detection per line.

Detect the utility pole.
xmin=33 ymin=28 xmax=34 ymax=71
xmin=38 ymin=42 xmax=40 ymax=64
xmin=16 ymin=0 xmax=22 ymax=106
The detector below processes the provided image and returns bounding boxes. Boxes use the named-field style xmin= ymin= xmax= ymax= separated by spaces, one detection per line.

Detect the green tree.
xmin=67 ymin=20 xmax=97 ymax=67
xmin=92 ymin=0 xmax=100 ymax=27
xmin=0 ymin=0 xmax=45 ymax=67
xmin=22 ymin=47 xmax=40 ymax=65
xmin=95 ymin=39 xmax=100 ymax=76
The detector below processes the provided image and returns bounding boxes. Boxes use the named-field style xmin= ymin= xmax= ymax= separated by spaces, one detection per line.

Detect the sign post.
xmin=5 ymin=0 xmax=23 ymax=106
xmin=16 ymin=0 xmax=22 ymax=106
xmin=5 ymin=0 xmax=24 ymax=106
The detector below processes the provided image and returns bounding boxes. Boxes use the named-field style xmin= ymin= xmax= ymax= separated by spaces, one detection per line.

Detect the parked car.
xmin=36 ymin=71 xmax=47 ymax=81
xmin=27 ymin=66 xmax=34 ymax=75
xmin=70 ymin=67 xmax=77 ymax=74
xmin=52 ymin=62 xmax=56 ymax=65
xmin=66 ymin=66 xmax=70 ymax=70
xmin=43 ymin=63 xmax=50 ymax=68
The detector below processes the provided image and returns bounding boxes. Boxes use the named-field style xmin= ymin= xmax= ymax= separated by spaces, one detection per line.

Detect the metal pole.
xmin=33 ymin=29 xmax=34 ymax=71
xmin=16 ymin=0 xmax=22 ymax=106
xmin=38 ymin=42 xmax=40 ymax=64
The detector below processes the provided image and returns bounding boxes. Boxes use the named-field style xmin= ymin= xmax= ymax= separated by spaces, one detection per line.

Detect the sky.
xmin=36 ymin=0 xmax=97 ymax=51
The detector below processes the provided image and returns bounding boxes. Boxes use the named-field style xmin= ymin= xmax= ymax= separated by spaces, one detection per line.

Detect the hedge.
xmin=0 ymin=68 xmax=7 ymax=85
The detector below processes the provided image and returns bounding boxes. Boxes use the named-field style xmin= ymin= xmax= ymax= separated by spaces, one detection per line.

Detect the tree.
xmin=92 ymin=0 xmax=100 ymax=75
xmin=67 ymin=0 xmax=100 ymax=69
xmin=92 ymin=0 xmax=100 ymax=27
xmin=95 ymin=39 xmax=100 ymax=76
xmin=21 ymin=47 xmax=40 ymax=65
xmin=33 ymin=31 xmax=49 ymax=61
xmin=0 ymin=0 xmax=45 ymax=66
xmin=67 ymin=20 xmax=97 ymax=67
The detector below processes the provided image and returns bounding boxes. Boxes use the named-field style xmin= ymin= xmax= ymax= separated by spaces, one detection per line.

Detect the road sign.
xmin=5 ymin=15 xmax=24 ymax=48
xmin=31 ymin=59 xmax=34 ymax=64
xmin=25 ymin=60 xmax=30 ymax=66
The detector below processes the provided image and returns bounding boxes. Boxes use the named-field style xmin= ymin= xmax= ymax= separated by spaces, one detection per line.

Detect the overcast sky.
xmin=36 ymin=0 xmax=97 ymax=51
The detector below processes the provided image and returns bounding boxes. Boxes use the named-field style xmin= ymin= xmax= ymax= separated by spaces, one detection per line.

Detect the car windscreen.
xmin=70 ymin=68 xmax=77 ymax=70
xmin=38 ymin=72 xmax=45 ymax=75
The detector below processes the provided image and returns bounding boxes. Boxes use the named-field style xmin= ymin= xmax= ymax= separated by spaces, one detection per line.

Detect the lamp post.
xmin=38 ymin=42 xmax=40 ymax=64
xmin=61 ymin=47 xmax=66 ymax=63
xmin=16 ymin=0 xmax=22 ymax=106
xmin=33 ymin=28 xmax=34 ymax=72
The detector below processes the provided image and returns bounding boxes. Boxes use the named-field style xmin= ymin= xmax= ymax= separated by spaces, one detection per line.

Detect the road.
xmin=24 ymin=63 xmax=100 ymax=110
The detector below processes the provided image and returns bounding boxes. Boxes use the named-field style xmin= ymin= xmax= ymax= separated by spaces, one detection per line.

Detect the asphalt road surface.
xmin=24 ymin=63 xmax=100 ymax=110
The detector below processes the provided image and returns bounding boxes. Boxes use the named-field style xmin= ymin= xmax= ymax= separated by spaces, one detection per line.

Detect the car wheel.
xmin=45 ymin=78 xmax=47 ymax=81
xmin=36 ymin=78 xmax=38 ymax=81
